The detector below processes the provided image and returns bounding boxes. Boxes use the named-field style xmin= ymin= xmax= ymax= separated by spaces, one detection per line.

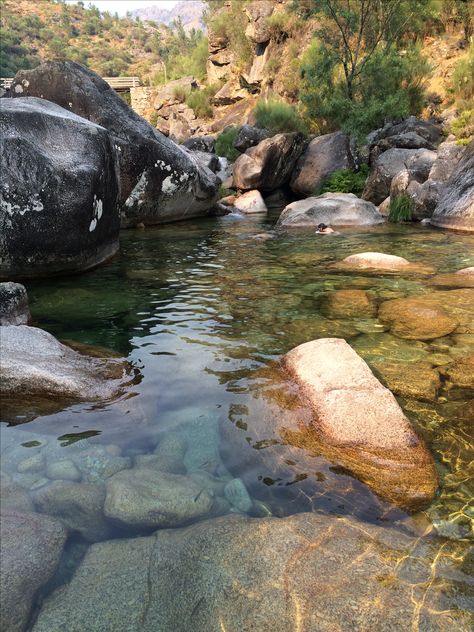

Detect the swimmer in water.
xmin=315 ymin=223 xmax=335 ymax=234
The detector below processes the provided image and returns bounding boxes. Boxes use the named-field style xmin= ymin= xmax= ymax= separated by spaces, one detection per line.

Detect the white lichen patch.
xmin=0 ymin=192 xmax=44 ymax=216
xmin=125 ymin=171 xmax=148 ymax=208
xmin=89 ymin=195 xmax=104 ymax=231
xmin=154 ymin=159 xmax=172 ymax=172
xmin=161 ymin=175 xmax=177 ymax=195
xmin=14 ymin=84 xmax=23 ymax=94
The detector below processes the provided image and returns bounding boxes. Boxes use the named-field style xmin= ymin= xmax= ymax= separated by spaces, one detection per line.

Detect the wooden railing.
xmin=0 ymin=76 xmax=140 ymax=92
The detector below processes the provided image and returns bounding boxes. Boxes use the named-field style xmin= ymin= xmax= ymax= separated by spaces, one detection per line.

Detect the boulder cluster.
xmin=1 ymin=61 xmax=221 ymax=279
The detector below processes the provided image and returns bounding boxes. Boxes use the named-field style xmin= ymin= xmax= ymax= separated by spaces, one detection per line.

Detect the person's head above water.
xmin=317 ymin=223 xmax=328 ymax=232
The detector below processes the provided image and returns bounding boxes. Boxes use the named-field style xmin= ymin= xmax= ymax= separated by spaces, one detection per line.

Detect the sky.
xmin=65 ymin=1 xmax=178 ymax=16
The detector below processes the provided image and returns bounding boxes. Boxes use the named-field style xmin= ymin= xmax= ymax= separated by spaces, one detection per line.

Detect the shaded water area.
xmin=2 ymin=214 xmax=474 ymax=629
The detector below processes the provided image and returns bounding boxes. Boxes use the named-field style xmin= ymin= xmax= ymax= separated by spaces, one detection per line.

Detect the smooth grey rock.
xmin=0 ymin=282 xmax=30 ymax=325
xmin=0 ymin=325 xmax=127 ymax=400
xmin=104 ymin=468 xmax=213 ymax=528
xmin=363 ymin=148 xmax=435 ymax=205
xmin=290 ymin=131 xmax=351 ymax=196
xmin=46 ymin=459 xmax=82 ymax=482
xmin=431 ymin=139 xmax=474 ymax=232
xmin=32 ymin=481 xmax=111 ymax=542
xmin=32 ymin=513 xmax=472 ymax=632
xmin=277 ymin=193 xmax=384 ymax=228
xmin=11 ymin=62 xmax=218 ymax=227
xmin=0 ymin=98 xmax=119 ymax=278
xmin=1 ymin=510 xmax=66 ymax=632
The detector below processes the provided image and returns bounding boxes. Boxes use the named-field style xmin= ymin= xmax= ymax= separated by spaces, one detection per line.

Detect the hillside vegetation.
xmin=0 ymin=0 xmax=206 ymax=83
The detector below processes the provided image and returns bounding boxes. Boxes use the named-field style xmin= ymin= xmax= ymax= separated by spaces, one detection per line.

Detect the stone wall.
xmin=130 ymin=87 xmax=154 ymax=118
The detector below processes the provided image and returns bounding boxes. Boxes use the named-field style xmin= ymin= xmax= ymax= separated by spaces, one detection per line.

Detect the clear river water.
xmin=1 ymin=213 xmax=473 ymax=630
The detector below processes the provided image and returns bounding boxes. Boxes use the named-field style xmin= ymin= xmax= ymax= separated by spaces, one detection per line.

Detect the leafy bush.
xmin=209 ymin=1 xmax=252 ymax=70
xmin=173 ymin=84 xmax=190 ymax=103
xmin=451 ymin=109 xmax=474 ymax=145
xmin=149 ymin=111 xmax=158 ymax=127
xmin=389 ymin=194 xmax=413 ymax=223
xmin=320 ymin=166 xmax=369 ymax=196
xmin=186 ymin=84 xmax=220 ymax=119
xmin=451 ymin=44 xmax=474 ymax=105
xmin=215 ymin=127 xmax=241 ymax=162
xmin=254 ymin=99 xmax=307 ymax=134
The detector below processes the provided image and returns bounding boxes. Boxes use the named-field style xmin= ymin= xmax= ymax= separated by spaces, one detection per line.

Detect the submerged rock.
xmin=431 ymin=139 xmax=474 ymax=233
xmin=429 ymin=267 xmax=474 ymax=288
xmin=373 ymin=361 xmax=440 ymax=401
xmin=31 ymin=513 xmax=472 ymax=632
xmin=378 ymin=297 xmax=459 ymax=340
xmin=332 ymin=252 xmax=433 ymax=275
xmin=32 ymin=481 xmax=111 ymax=542
xmin=233 ymin=132 xmax=305 ymax=191
xmin=277 ymin=193 xmax=384 ymax=228
xmin=0 ymin=325 xmax=129 ymax=400
xmin=1 ymin=510 xmax=66 ymax=632
xmin=104 ymin=468 xmax=213 ymax=528
xmin=10 ymin=61 xmax=218 ymax=227
xmin=290 ymin=131 xmax=352 ymax=196
xmin=320 ymin=289 xmax=376 ymax=319
xmin=0 ymin=97 xmax=120 ymax=278
xmin=438 ymin=355 xmax=474 ymax=399
xmin=0 ymin=282 xmax=30 ymax=325
xmin=282 ymin=338 xmax=438 ymax=510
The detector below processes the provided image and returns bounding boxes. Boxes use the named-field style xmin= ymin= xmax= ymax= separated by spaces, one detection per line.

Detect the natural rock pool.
xmin=1 ymin=215 xmax=473 ymax=630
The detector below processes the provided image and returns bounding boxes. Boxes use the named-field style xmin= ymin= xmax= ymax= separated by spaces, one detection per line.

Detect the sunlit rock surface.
xmin=378 ymin=297 xmax=459 ymax=340
xmin=431 ymin=139 xmax=474 ymax=233
xmin=0 ymin=325 xmax=130 ymax=400
xmin=277 ymin=193 xmax=384 ymax=228
xmin=233 ymin=132 xmax=305 ymax=191
xmin=0 ymin=97 xmax=120 ymax=278
xmin=32 ymin=513 xmax=472 ymax=632
xmin=282 ymin=338 xmax=438 ymax=510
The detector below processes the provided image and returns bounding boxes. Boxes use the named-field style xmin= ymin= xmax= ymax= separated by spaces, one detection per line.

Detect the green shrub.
xmin=209 ymin=1 xmax=253 ymax=70
xmin=186 ymin=84 xmax=220 ymax=119
xmin=451 ymin=109 xmax=474 ymax=145
xmin=451 ymin=44 xmax=474 ymax=105
xmin=149 ymin=111 xmax=158 ymax=127
xmin=215 ymin=127 xmax=241 ymax=162
xmin=389 ymin=194 xmax=413 ymax=223
xmin=173 ymin=84 xmax=190 ymax=103
xmin=254 ymin=99 xmax=307 ymax=134
xmin=320 ymin=166 xmax=369 ymax=196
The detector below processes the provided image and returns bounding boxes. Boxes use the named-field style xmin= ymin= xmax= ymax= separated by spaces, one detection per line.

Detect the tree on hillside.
xmin=300 ymin=0 xmax=432 ymax=137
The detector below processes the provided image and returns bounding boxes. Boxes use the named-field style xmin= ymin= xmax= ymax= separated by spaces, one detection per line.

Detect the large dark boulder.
xmin=290 ymin=131 xmax=352 ymax=196
xmin=233 ymin=132 xmax=305 ymax=191
xmin=362 ymin=148 xmax=436 ymax=205
xmin=233 ymin=124 xmax=272 ymax=154
xmin=10 ymin=62 xmax=218 ymax=227
xmin=431 ymin=139 xmax=474 ymax=233
xmin=0 ymin=97 xmax=120 ymax=279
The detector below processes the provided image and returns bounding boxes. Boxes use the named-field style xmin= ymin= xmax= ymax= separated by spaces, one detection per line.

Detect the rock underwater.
xmin=0 ymin=97 xmax=120 ymax=278
xmin=10 ymin=61 xmax=219 ymax=227
xmin=31 ymin=513 xmax=472 ymax=632
xmin=280 ymin=339 xmax=438 ymax=511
